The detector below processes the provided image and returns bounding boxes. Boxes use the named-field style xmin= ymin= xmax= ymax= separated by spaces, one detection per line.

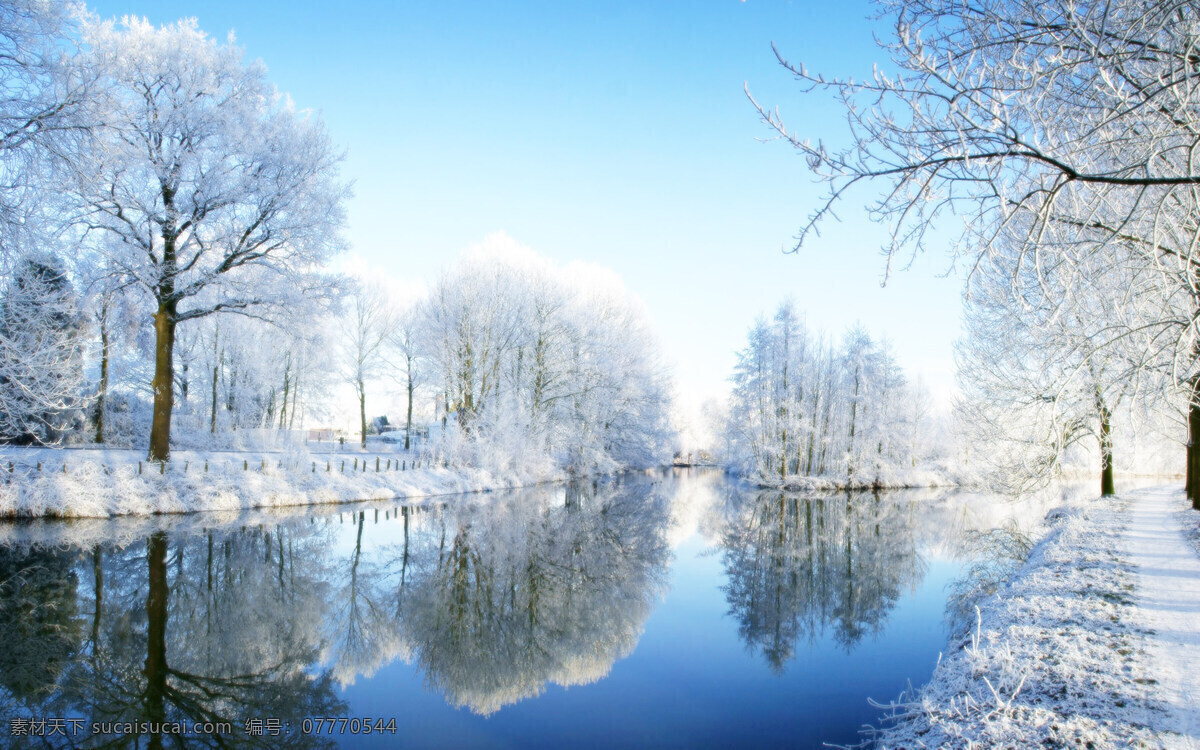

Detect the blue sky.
xmin=85 ymin=0 xmax=966 ymax=412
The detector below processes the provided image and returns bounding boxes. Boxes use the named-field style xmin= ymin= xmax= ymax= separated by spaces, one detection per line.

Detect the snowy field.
xmin=874 ymin=486 xmax=1200 ymax=749
xmin=0 ymin=444 xmax=565 ymax=517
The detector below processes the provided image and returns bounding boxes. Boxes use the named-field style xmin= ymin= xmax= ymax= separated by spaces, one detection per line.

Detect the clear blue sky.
xmin=84 ymin=0 xmax=966 ymax=412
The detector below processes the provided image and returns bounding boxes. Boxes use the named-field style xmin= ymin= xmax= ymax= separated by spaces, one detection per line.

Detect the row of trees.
xmin=0 ymin=6 xmax=348 ymax=460
xmin=0 ymin=7 xmax=674 ymax=476
xmin=722 ymin=301 xmax=934 ymax=483
xmin=344 ymin=238 xmax=675 ymax=474
xmin=955 ymin=239 xmax=1179 ymax=494
xmin=755 ymin=0 xmax=1198 ymax=498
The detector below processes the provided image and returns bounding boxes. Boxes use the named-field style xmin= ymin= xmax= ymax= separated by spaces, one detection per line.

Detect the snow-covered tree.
xmin=0 ymin=251 xmax=84 ymax=444
xmin=0 ymin=0 xmax=91 ymax=258
xmin=80 ymin=259 xmax=140 ymax=444
xmin=724 ymin=302 xmax=919 ymax=484
xmin=68 ymin=17 xmax=348 ymax=461
xmin=421 ymin=236 xmax=673 ymax=473
xmin=754 ymin=0 xmax=1200 ymax=501
xmin=342 ymin=280 xmax=395 ymax=447
xmin=390 ymin=297 xmax=428 ymax=451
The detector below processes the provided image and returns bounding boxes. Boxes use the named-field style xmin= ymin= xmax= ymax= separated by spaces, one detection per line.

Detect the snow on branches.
xmin=722 ymin=301 xmax=935 ymax=487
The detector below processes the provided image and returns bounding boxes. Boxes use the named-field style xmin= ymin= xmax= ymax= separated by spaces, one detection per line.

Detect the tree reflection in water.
xmin=0 ymin=524 xmax=345 ymax=748
xmin=0 ymin=475 xmax=676 ymax=741
xmin=391 ymin=479 xmax=672 ymax=714
xmin=720 ymin=490 xmax=926 ymax=671
xmin=0 ymin=545 xmax=83 ymax=708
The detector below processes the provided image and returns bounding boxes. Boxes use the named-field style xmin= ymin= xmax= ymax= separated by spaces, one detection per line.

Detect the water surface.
xmin=0 ymin=470 xmax=1055 ymax=748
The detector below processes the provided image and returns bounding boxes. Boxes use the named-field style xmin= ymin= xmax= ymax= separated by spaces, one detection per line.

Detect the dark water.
xmin=0 ymin=470 xmax=1052 ymax=748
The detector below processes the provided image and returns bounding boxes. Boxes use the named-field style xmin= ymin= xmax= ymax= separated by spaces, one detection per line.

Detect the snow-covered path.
xmin=1127 ymin=486 xmax=1200 ymax=747
xmin=876 ymin=485 xmax=1199 ymax=748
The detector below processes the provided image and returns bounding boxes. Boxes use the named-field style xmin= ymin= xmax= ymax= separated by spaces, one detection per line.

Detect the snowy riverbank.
xmin=0 ymin=446 xmax=568 ymax=518
xmin=752 ymin=463 xmax=969 ymax=492
xmin=873 ymin=485 xmax=1199 ymax=749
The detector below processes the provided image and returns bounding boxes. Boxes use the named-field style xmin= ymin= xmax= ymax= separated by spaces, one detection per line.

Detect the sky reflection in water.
xmin=0 ymin=470 xmax=1058 ymax=748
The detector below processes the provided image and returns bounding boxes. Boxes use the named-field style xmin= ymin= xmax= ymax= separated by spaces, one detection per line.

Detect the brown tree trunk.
xmin=91 ymin=547 xmax=103 ymax=647
xmin=94 ymin=307 xmax=109 ymax=443
xmin=1096 ymin=386 xmax=1115 ymax=497
xmin=148 ymin=301 xmax=176 ymax=462
xmin=144 ymin=532 xmax=168 ymax=750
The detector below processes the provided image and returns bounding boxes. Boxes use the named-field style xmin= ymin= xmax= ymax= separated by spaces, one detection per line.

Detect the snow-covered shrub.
xmin=421 ymin=235 xmax=674 ymax=476
xmin=93 ymin=391 xmax=152 ymax=449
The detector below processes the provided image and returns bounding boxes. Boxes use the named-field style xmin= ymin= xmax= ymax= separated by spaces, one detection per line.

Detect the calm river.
xmin=0 ymin=469 xmax=1061 ymax=748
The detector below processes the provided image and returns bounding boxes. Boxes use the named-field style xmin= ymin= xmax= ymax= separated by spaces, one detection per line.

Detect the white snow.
xmin=874 ymin=485 xmax=1200 ymax=749
xmin=0 ymin=445 xmax=568 ymax=517
xmin=1127 ymin=487 xmax=1200 ymax=746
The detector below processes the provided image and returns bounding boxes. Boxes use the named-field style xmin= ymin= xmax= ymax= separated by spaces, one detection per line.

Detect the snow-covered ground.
xmin=1128 ymin=488 xmax=1200 ymax=744
xmin=0 ymin=445 xmax=566 ymax=517
xmin=874 ymin=485 xmax=1200 ymax=749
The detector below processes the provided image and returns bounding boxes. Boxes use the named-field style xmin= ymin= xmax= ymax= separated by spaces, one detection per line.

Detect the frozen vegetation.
xmin=0 ymin=7 xmax=675 ymax=517
xmin=873 ymin=486 xmax=1200 ymax=749
xmin=0 ymin=445 xmax=571 ymax=518
xmin=718 ymin=300 xmax=963 ymax=490
xmin=718 ymin=297 xmax=1182 ymax=494
xmin=760 ymin=0 xmax=1200 ymax=504
xmin=0 ymin=0 xmax=1199 ymax=742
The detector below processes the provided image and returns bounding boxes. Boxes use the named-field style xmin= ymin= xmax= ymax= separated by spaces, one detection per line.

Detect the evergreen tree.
xmin=0 ymin=252 xmax=84 ymax=444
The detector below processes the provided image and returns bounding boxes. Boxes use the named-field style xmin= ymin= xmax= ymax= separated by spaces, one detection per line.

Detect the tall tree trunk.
xmin=289 ymin=367 xmax=301 ymax=430
xmin=780 ymin=351 xmax=789 ymax=480
xmin=91 ymin=547 xmax=103 ymax=647
xmin=1189 ymin=376 xmax=1200 ymax=507
xmin=278 ymin=365 xmax=290 ymax=430
xmin=94 ymin=306 xmax=109 ymax=443
xmin=144 ymin=532 xmax=168 ymax=750
xmin=1095 ymin=386 xmax=1115 ymax=497
xmin=405 ymin=373 xmax=414 ymax=451
xmin=847 ymin=367 xmax=860 ymax=478
xmin=358 ymin=378 xmax=367 ymax=448
xmin=149 ymin=200 xmax=181 ymax=462
xmin=148 ymin=300 xmax=176 ymax=462
xmin=210 ymin=329 xmax=219 ymax=434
